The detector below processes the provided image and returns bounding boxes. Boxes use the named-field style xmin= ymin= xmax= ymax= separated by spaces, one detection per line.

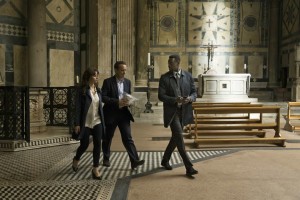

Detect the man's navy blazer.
xmin=101 ymin=75 xmax=134 ymax=124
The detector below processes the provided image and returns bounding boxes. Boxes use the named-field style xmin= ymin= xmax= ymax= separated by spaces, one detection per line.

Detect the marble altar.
xmin=198 ymin=73 xmax=257 ymax=102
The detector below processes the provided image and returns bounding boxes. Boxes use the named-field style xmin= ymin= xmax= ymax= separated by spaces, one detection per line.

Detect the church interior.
xmin=1 ymin=0 xmax=300 ymax=199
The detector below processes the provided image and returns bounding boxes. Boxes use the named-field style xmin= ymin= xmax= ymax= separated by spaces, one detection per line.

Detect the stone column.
xmin=88 ymin=0 xmax=99 ymax=69
xmin=267 ymin=0 xmax=280 ymax=88
xmin=28 ymin=0 xmax=47 ymax=87
xmin=116 ymin=0 xmax=136 ymax=83
xmin=98 ymin=0 xmax=112 ymax=83
xmin=135 ymin=0 xmax=150 ymax=86
xmin=27 ymin=0 xmax=47 ymax=133
xmin=291 ymin=46 xmax=300 ymax=101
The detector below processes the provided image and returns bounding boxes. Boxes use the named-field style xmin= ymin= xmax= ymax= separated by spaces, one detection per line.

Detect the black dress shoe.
xmin=161 ymin=161 xmax=172 ymax=170
xmin=92 ymin=169 xmax=102 ymax=180
xmin=72 ymin=158 xmax=78 ymax=172
xmin=103 ymin=160 xmax=111 ymax=167
xmin=131 ymin=159 xmax=145 ymax=170
xmin=186 ymin=168 xmax=198 ymax=176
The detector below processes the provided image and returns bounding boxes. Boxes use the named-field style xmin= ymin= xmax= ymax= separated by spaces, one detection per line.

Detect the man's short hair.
xmin=169 ymin=54 xmax=180 ymax=63
xmin=114 ymin=61 xmax=127 ymax=70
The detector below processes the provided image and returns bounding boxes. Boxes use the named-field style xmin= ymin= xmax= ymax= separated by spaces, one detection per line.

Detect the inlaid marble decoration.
xmin=46 ymin=0 xmax=74 ymax=25
xmin=0 ymin=23 xmax=27 ymax=37
xmin=49 ymin=49 xmax=74 ymax=87
xmin=282 ymin=0 xmax=300 ymax=37
xmin=0 ymin=0 xmax=27 ymax=19
xmin=155 ymin=2 xmax=179 ymax=45
xmin=188 ymin=1 xmax=231 ymax=46
xmin=151 ymin=0 xmax=268 ymax=82
xmin=0 ymin=44 xmax=5 ymax=85
xmin=239 ymin=1 xmax=264 ymax=45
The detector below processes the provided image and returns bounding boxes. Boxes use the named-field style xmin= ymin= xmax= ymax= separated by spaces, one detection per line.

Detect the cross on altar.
xmin=201 ymin=42 xmax=219 ymax=70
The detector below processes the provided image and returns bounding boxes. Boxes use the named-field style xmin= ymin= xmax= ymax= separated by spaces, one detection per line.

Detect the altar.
xmin=198 ymin=73 xmax=257 ymax=102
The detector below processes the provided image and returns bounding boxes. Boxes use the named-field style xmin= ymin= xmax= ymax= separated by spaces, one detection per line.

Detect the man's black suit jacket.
xmin=101 ymin=75 xmax=134 ymax=124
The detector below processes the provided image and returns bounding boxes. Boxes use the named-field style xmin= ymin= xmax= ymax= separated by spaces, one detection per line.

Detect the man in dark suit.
xmin=158 ymin=54 xmax=198 ymax=177
xmin=101 ymin=61 xmax=144 ymax=170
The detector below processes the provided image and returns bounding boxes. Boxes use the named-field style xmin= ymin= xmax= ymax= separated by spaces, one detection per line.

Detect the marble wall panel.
xmin=210 ymin=55 xmax=227 ymax=74
xmin=240 ymin=1 xmax=262 ymax=45
xmin=248 ymin=55 xmax=263 ymax=79
xmin=191 ymin=55 xmax=207 ymax=77
xmin=153 ymin=55 xmax=188 ymax=79
xmin=156 ymin=2 xmax=178 ymax=45
xmin=13 ymin=45 xmax=27 ymax=86
xmin=229 ymin=55 xmax=245 ymax=73
xmin=289 ymin=50 xmax=296 ymax=78
xmin=49 ymin=49 xmax=74 ymax=87
xmin=0 ymin=45 xmax=4 ymax=85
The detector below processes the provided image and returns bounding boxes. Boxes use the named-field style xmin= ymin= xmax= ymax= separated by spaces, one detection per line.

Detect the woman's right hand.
xmin=74 ymin=126 xmax=80 ymax=134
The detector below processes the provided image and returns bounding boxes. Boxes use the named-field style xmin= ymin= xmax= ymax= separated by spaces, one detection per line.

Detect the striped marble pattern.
xmin=0 ymin=144 xmax=233 ymax=200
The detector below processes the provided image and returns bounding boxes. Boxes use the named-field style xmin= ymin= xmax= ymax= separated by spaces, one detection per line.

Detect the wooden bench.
xmin=185 ymin=102 xmax=263 ymax=136
xmin=192 ymin=106 xmax=285 ymax=147
xmin=283 ymin=102 xmax=300 ymax=132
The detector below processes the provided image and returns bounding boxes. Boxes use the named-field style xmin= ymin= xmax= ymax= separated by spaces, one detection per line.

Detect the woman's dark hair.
xmin=114 ymin=61 xmax=127 ymax=70
xmin=81 ymin=68 xmax=99 ymax=93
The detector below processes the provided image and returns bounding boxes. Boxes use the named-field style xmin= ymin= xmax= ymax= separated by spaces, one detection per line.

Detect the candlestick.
xmin=147 ymin=53 xmax=151 ymax=66
xmin=225 ymin=65 xmax=229 ymax=74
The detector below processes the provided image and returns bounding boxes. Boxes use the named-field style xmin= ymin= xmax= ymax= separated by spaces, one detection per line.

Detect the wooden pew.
xmin=185 ymin=102 xmax=263 ymax=136
xmin=283 ymin=102 xmax=300 ymax=132
xmin=192 ymin=106 xmax=285 ymax=147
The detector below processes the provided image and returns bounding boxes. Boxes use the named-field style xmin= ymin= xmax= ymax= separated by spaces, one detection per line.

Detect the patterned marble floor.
xmin=0 ymin=144 xmax=235 ymax=200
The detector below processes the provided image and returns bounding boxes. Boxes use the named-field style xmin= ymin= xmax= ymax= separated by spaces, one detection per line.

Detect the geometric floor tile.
xmin=0 ymin=144 xmax=235 ymax=200
xmin=45 ymin=150 xmax=233 ymax=181
xmin=0 ymin=179 xmax=116 ymax=200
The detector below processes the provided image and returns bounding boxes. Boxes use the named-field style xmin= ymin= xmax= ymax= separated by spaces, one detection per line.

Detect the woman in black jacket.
xmin=72 ymin=68 xmax=105 ymax=180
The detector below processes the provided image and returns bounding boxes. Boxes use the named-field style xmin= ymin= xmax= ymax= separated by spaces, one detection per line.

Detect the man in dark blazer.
xmin=158 ymin=54 xmax=198 ymax=177
xmin=101 ymin=61 xmax=144 ymax=170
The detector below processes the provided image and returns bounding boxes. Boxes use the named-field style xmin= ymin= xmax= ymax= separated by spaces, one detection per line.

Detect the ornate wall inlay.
xmin=47 ymin=30 xmax=74 ymax=43
xmin=46 ymin=0 xmax=74 ymax=25
xmin=282 ymin=0 xmax=299 ymax=37
xmin=0 ymin=0 xmax=26 ymax=19
xmin=188 ymin=1 xmax=231 ymax=46
xmin=0 ymin=23 xmax=27 ymax=37
xmin=155 ymin=2 xmax=179 ymax=45
xmin=239 ymin=1 xmax=266 ymax=45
